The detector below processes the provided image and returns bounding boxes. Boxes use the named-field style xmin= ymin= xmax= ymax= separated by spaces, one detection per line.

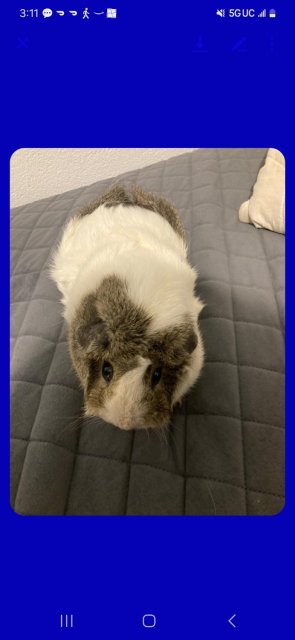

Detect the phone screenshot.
xmin=2 ymin=2 xmax=291 ymax=638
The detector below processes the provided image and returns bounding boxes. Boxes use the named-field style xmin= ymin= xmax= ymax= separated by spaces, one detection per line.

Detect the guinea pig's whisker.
xmin=163 ymin=433 xmax=169 ymax=447
xmin=42 ymin=315 xmax=66 ymax=331
xmin=51 ymin=319 xmax=65 ymax=329
xmin=167 ymin=428 xmax=178 ymax=449
xmin=161 ymin=427 xmax=169 ymax=447
xmin=57 ymin=412 xmax=104 ymax=442
xmin=164 ymin=422 xmax=173 ymax=440
xmin=172 ymin=422 xmax=182 ymax=432
xmin=154 ymin=427 xmax=168 ymax=447
xmin=90 ymin=416 xmax=105 ymax=427
xmin=56 ymin=415 xmax=85 ymax=440
xmin=161 ymin=419 xmax=181 ymax=449
xmin=170 ymin=422 xmax=182 ymax=438
xmin=205 ymin=481 xmax=217 ymax=516
xmin=50 ymin=413 xmax=83 ymax=428
xmin=152 ymin=428 xmax=161 ymax=443
xmin=156 ymin=428 xmax=163 ymax=444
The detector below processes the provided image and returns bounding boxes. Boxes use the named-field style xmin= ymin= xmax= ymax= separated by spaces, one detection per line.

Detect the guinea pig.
xmin=51 ymin=185 xmax=204 ymax=430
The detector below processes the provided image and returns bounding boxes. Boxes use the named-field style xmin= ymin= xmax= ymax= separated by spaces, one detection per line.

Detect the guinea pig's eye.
xmin=151 ymin=366 xmax=162 ymax=388
xmin=102 ymin=360 xmax=113 ymax=383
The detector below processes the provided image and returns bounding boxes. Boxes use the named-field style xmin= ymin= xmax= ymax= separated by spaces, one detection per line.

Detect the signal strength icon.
xmin=258 ymin=9 xmax=267 ymax=17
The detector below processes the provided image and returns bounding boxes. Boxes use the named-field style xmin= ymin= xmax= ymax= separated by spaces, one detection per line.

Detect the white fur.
xmin=51 ymin=204 xmax=198 ymax=331
xmin=172 ymin=328 xmax=205 ymax=406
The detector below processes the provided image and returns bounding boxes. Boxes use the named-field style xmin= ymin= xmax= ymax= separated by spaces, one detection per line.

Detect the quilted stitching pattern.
xmin=10 ymin=149 xmax=285 ymax=515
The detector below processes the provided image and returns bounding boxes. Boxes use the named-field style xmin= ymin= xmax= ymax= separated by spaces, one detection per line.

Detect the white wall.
xmin=10 ymin=148 xmax=198 ymax=207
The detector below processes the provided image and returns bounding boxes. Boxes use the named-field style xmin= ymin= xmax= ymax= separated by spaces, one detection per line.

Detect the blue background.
xmin=1 ymin=2 xmax=292 ymax=637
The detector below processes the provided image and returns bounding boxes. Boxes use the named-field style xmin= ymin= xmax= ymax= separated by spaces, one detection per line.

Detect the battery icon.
xmin=269 ymin=9 xmax=276 ymax=18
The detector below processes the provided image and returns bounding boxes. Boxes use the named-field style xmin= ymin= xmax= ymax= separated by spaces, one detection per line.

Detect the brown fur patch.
xmin=78 ymin=184 xmax=185 ymax=240
xmin=68 ymin=275 xmax=197 ymax=428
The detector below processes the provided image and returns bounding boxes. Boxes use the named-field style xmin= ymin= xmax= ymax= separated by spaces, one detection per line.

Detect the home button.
xmin=142 ymin=613 xmax=156 ymax=628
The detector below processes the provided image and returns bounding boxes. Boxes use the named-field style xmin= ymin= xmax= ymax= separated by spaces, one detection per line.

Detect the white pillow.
xmin=239 ymin=148 xmax=285 ymax=234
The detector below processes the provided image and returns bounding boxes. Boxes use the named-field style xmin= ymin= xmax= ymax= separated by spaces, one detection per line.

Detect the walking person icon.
xmin=82 ymin=7 xmax=90 ymax=19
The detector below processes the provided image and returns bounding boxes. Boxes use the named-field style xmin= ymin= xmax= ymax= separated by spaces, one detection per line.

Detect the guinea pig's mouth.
xmin=114 ymin=419 xmax=170 ymax=431
xmin=112 ymin=418 xmax=151 ymax=431
xmin=85 ymin=405 xmax=170 ymax=431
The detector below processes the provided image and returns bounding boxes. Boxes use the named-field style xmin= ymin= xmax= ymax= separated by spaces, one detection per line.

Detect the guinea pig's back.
xmin=51 ymin=200 xmax=198 ymax=328
xmin=70 ymin=203 xmax=187 ymax=258
xmin=51 ymin=203 xmax=186 ymax=287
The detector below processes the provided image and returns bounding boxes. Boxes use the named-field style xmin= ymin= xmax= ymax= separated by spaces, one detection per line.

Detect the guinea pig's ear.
xmin=172 ymin=326 xmax=198 ymax=361
xmin=184 ymin=329 xmax=198 ymax=354
xmin=150 ymin=324 xmax=198 ymax=364
xmin=76 ymin=319 xmax=110 ymax=354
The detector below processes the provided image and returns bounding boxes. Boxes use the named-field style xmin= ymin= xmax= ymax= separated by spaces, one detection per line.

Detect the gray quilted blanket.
xmin=10 ymin=149 xmax=285 ymax=515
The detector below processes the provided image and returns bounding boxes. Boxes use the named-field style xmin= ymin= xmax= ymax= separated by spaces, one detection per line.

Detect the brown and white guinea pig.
xmin=51 ymin=185 xmax=204 ymax=430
